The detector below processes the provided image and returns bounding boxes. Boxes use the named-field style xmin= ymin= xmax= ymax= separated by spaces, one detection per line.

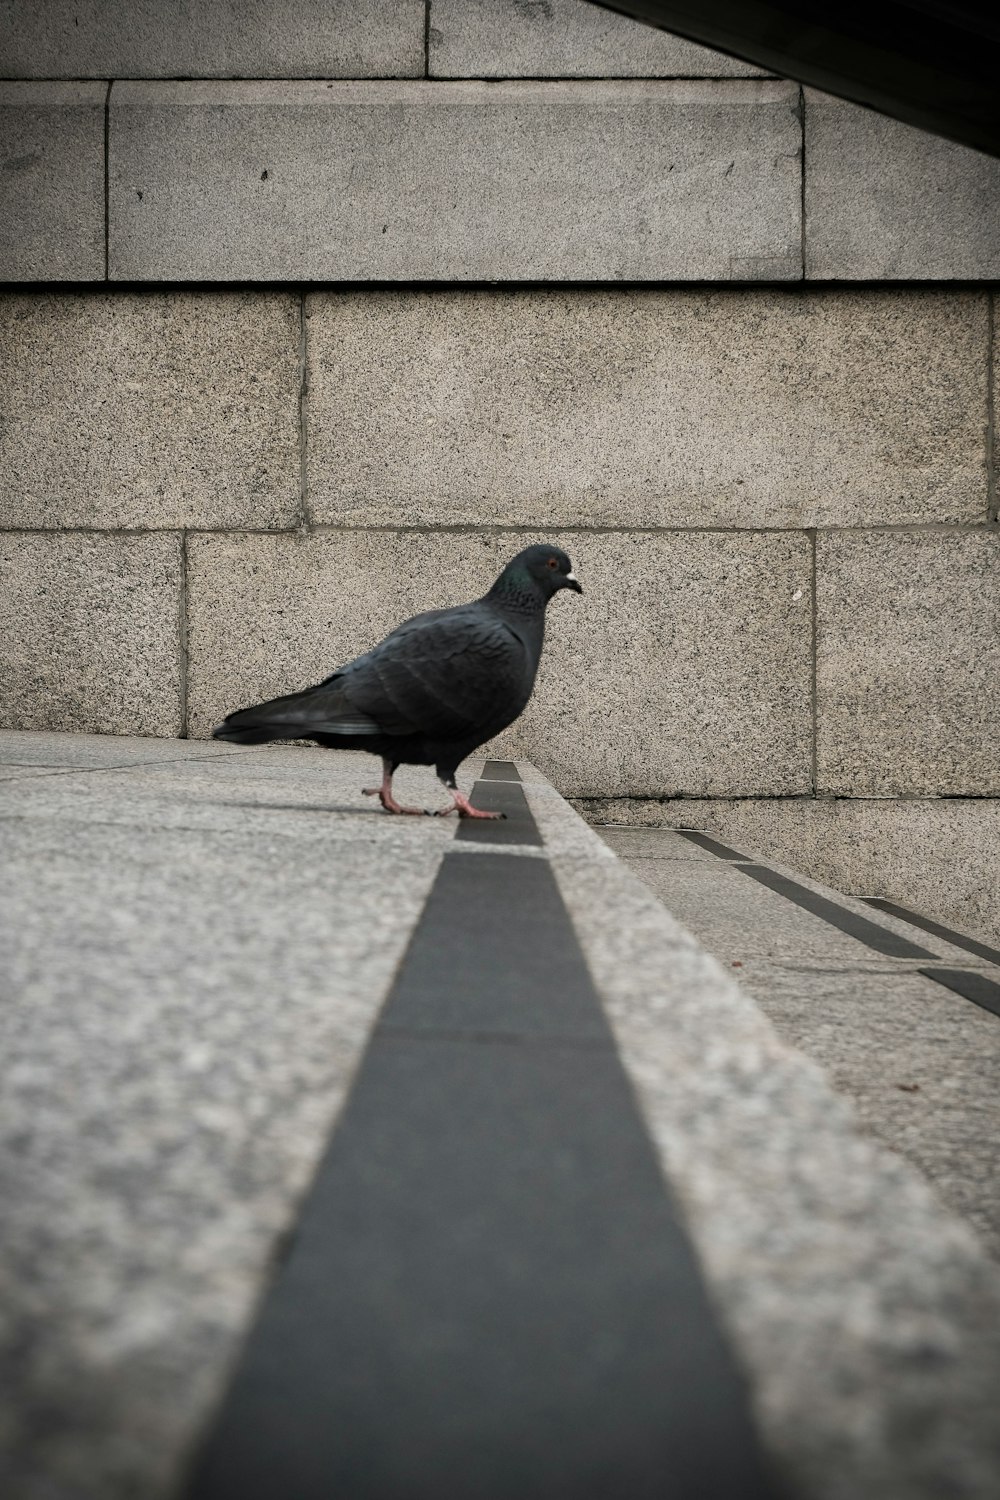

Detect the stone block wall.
xmin=1 ymin=0 xmax=998 ymax=937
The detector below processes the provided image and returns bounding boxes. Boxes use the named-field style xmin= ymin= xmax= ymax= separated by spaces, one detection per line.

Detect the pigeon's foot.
xmin=434 ymin=790 xmax=506 ymax=820
xmin=362 ymin=785 xmax=427 ymax=816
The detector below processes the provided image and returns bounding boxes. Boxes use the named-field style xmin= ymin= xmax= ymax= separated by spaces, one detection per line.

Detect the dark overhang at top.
xmin=590 ymin=1 xmax=1000 ymax=158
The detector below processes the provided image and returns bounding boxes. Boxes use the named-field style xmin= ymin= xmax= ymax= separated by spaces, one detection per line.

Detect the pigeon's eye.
xmin=547 ymin=557 xmax=559 ymax=569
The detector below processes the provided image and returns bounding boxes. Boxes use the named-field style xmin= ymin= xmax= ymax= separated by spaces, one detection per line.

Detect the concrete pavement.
xmin=2 ymin=731 xmax=1000 ymax=1500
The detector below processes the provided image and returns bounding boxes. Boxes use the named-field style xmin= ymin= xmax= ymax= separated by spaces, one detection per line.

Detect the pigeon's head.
xmin=496 ymin=544 xmax=583 ymax=604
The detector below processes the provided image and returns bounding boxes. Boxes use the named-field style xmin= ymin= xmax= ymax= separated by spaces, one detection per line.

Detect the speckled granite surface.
xmin=597 ymin=824 xmax=1000 ymax=1258
xmin=0 ymin=734 xmax=456 ymax=1499
xmin=2 ymin=734 xmax=1000 ymax=1500
xmin=558 ymin=806 xmax=1000 ymax=1500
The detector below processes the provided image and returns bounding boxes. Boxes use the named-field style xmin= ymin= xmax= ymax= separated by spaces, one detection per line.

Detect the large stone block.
xmin=0 ymin=84 xmax=105 ymax=281
xmin=0 ymin=533 xmax=182 ymax=736
xmin=0 ymin=1 xmax=424 ymax=78
xmin=578 ymin=796 xmax=1000 ymax=949
xmin=429 ymin=0 xmax=768 ymax=77
xmin=816 ymin=530 xmax=1000 ymax=796
xmin=0 ymin=294 xmax=300 ymax=529
xmin=108 ymin=80 xmax=801 ymax=281
xmin=305 ymin=289 xmax=988 ymax=528
xmin=804 ymin=90 xmax=1000 ymax=279
xmin=187 ymin=529 xmax=812 ymax=797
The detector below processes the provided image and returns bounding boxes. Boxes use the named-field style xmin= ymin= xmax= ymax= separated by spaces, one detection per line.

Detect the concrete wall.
xmin=3 ymin=0 xmax=1000 ymax=282
xmin=1 ymin=0 xmax=998 ymax=937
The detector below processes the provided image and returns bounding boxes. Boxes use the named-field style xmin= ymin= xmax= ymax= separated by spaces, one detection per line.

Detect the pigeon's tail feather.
xmin=211 ymin=721 xmax=278 ymax=745
xmin=212 ymin=682 xmax=381 ymax=743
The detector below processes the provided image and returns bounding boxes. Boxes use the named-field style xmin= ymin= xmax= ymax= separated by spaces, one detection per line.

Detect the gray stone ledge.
xmin=0 ymin=737 xmax=451 ymax=1498
xmin=4 ymin=736 xmax=1000 ymax=1499
xmin=573 ymin=795 xmax=1000 ymax=948
xmin=804 ymin=89 xmax=1000 ymax=280
xmin=108 ymin=80 xmax=802 ymax=282
xmin=520 ymin=769 xmax=1000 ymax=1500
xmin=0 ymin=1 xmax=425 ymax=79
xmin=0 ymin=82 xmax=105 ymax=281
xmin=429 ymin=0 xmax=770 ymax=78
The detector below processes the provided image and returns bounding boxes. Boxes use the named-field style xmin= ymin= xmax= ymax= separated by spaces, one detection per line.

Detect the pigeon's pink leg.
xmin=362 ymin=760 xmax=426 ymax=815
xmin=434 ymin=789 xmax=505 ymax=820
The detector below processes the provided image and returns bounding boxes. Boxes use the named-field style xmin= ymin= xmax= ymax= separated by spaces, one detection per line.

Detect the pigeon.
xmin=212 ymin=544 xmax=582 ymax=819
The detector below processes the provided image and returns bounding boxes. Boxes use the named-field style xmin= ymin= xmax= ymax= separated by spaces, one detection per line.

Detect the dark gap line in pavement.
xmin=864 ymin=898 xmax=1000 ymax=968
xmin=672 ymin=828 xmax=752 ymax=861
xmin=920 ymin=969 xmax=1000 ymax=1020
xmin=214 ymin=801 xmax=389 ymax=816
xmin=376 ymin=1022 xmax=616 ymax=1051
xmin=481 ymin=759 xmax=522 ymax=781
xmin=0 ymin=751 xmax=252 ymax=779
xmin=182 ymin=834 xmax=778 ymax=1500
xmin=454 ymin=768 xmax=543 ymax=846
xmin=737 ymin=865 xmax=938 ymax=960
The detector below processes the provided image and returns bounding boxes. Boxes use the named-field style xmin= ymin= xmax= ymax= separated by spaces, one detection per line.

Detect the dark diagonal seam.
xmin=864 ymin=899 xmax=1000 ymax=968
xmin=919 ymin=968 xmax=1000 ymax=1020
xmin=738 ymin=865 xmax=937 ymax=959
xmin=673 ymin=829 xmax=751 ymax=861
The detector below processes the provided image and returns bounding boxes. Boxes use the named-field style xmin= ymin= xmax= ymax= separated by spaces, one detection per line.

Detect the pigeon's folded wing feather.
xmin=337 ymin=605 xmax=528 ymax=739
xmin=212 ymin=676 xmax=382 ymax=740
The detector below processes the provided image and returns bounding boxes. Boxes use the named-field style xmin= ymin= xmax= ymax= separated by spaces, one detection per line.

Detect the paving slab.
xmin=0 ymin=1 xmax=425 ymax=79
xmin=598 ymin=830 xmax=916 ymax=967
xmin=0 ymin=731 xmax=250 ymax=770
xmin=578 ymin=795 xmax=1000 ymax=948
xmin=3 ymin=733 xmax=1000 ymax=1500
xmin=108 ymin=80 xmax=801 ymax=281
xmin=0 ymin=83 xmax=105 ymax=282
xmin=541 ymin=786 xmax=1000 ymax=1500
xmin=0 ymin=733 xmax=452 ymax=1500
xmin=0 ymin=746 xmax=467 ymax=841
xmin=598 ymin=823 xmax=1000 ymax=1260
xmin=736 ymin=966 xmax=1000 ymax=1255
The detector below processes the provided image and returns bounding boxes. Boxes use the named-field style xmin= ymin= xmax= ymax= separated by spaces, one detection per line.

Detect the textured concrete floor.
xmin=3 ymin=733 xmax=1000 ymax=1500
xmin=0 ymin=732 xmax=460 ymax=1499
xmin=599 ymin=825 xmax=1000 ymax=1259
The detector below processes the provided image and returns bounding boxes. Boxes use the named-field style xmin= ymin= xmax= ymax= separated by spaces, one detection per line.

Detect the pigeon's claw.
xmin=362 ymin=785 xmax=427 ymax=815
xmin=362 ymin=763 xmax=429 ymax=815
xmin=434 ymin=791 xmax=506 ymax=820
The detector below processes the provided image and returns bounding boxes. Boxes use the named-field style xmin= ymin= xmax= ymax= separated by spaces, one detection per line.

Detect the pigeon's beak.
xmin=563 ymin=572 xmax=583 ymax=594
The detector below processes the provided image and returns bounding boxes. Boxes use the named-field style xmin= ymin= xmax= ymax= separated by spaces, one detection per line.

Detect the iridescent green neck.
xmin=487 ymin=563 xmax=547 ymax=616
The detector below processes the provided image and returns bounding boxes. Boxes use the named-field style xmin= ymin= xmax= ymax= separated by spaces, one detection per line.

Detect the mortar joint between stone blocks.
xmin=297 ymin=292 xmax=309 ymax=534
xmin=798 ymin=83 xmax=806 ymax=281
xmin=809 ymin=527 xmax=818 ymax=797
xmin=103 ymin=79 xmax=112 ymax=282
xmin=178 ymin=530 xmax=189 ymax=738
xmin=988 ymin=292 xmax=997 ymax=524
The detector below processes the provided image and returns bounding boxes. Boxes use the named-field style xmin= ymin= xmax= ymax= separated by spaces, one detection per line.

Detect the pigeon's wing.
xmin=211 ymin=674 xmax=383 ymax=741
xmin=335 ymin=602 xmax=529 ymax=739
